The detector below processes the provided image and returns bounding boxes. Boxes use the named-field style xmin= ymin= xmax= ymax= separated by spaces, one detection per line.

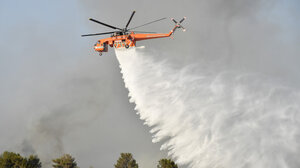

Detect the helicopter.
xmin=82 ymin=11 xmax=186 ymax=56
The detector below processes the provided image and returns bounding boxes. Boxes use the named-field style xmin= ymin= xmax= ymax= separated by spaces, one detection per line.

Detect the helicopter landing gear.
xmin=125 ymin=44 xmax=130 ymax=49
xmin=99 ymin=52 xmax=102 ymax=56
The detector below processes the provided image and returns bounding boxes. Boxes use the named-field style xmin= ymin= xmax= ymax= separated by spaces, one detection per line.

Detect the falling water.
xmin=115 ymin=47 xmax=300 ymax=168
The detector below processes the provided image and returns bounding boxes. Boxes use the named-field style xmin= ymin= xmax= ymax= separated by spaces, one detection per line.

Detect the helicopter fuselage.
xmin=94 ymin=26 xmax=178 ymax=55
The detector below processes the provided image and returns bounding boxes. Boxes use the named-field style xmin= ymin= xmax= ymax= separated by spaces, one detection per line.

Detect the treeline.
xmin=0 ymin=151 xmax=178 ymax=168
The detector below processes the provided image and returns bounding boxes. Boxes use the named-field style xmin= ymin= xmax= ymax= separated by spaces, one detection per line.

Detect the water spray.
xmin=115 ymin=48 xmax=300 ymax=168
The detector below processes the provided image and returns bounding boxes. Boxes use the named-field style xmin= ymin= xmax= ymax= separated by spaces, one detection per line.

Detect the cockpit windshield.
xmin=94 ymin=41 xmax=101 ymax=46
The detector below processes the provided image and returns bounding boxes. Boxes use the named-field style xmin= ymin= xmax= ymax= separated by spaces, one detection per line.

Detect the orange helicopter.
xmin=82 ymin=11 xmax=186 ymax=56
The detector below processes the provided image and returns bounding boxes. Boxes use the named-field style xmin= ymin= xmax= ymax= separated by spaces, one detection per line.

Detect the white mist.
xmin=115 ymin=48 xmax=300 ymax=168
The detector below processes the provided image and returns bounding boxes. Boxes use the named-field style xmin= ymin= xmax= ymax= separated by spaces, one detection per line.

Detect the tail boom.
xmin=132 ymin=16 xmax=186 ymax=41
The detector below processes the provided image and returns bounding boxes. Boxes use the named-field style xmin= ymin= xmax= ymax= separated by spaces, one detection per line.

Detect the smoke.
xmin=115 ymin=48 xmax=300 ymax=168
xmin=15 ymin=62 xmax=111 ymax=167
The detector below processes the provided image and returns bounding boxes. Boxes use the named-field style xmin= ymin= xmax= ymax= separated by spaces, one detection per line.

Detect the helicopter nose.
xmin=94 ymin=46 xmax=100 ymax=51
xmin=94 ymin=45 xmax=103 ymax=52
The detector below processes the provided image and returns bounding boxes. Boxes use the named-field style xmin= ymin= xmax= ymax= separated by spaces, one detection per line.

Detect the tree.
xmin=114 ymin=153 xmax=138 ymax=168
xmin=0 ymin=151 xmax=24 ymax=168
xmin=25 ymin=155 xmax=41 ymax=168
xmin=0 ymin=151 xmax=41 ymax=168
xmin=52 ymin=154 xmax=78 ymax=168
xmin=157 ymin=159 xmax=178 ymax=168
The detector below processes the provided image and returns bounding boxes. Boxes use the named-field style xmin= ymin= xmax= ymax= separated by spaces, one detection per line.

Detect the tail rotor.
xmin=171 ymin=17 xmax=186 ymax=32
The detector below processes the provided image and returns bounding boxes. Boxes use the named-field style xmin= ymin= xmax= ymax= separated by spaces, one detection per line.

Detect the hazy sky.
xmin=0 ymin=0 xmax=299 ymax=168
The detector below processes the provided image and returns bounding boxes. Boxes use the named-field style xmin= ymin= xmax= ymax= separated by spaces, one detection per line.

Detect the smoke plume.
xmin=16 ymin=61 xmax=111 ymax=167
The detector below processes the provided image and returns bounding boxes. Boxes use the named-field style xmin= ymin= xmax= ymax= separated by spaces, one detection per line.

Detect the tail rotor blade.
xmin=180 ymin=25 xmax=186 ymax=32
xmin=171 ymin=18 xmax=178 ymax=24
xmin=179 ymin=16 xmax=186 ymax=23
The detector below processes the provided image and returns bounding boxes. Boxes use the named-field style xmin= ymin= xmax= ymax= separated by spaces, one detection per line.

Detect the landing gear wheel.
xmin=125 ymin=44 xmax=130 ymax=49
xmin=99 ymin=52 xmax=102 ymax=56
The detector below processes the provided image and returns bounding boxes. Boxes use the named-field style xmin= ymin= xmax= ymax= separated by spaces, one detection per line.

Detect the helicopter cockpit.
xmin=94 ymin=41 xmax=108 ymax=53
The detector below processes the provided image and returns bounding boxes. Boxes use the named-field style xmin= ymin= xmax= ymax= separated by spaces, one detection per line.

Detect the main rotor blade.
xmin=132 ymin=31 xmax=157 ymax=33
xmin=89 ymin=18 xmax=122 ymax=30
xmin=125 ymin=11 xmax=136 ymax=29
xmin=81 ymin=31 xmax=117 ymax=37
xmin=129 ymin=17 xmax=167 ymax=30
